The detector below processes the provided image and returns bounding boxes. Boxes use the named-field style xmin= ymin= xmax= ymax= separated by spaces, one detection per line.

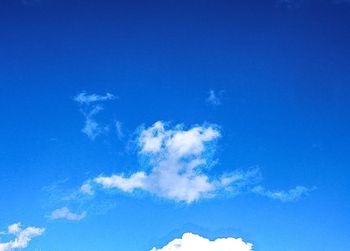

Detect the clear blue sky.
xmin=0 ymin=0 xmax=349 ymax=250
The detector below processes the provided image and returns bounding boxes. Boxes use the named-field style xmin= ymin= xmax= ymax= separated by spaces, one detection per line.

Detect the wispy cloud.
xmin=80 ymin=182 xmax=94 ymax=196
xmin=0 ymin=223 xmax=45 ymax=251
xmin=50 ymin=207 xmax=86 ymax=221
xmin=74 ymin=91 xmax=116 ymax=140
xmin=150 ymin=233 xmax=253 ymax=251
xmin=206 ymin=90 xmax=223 ymax=106
xmin=252 ymin=185 xmax=315 ymax=202
xmin=115 ymin=120 xmax=124 ymax=139
xmin=74 ymin=92 xmax=116 ymax=105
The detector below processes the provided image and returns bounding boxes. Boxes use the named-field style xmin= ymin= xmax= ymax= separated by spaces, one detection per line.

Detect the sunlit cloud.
xmin=150 ymin=233 xmax=253 ymax=251
xmin=91 ymin=121 xmax=260 ymax=203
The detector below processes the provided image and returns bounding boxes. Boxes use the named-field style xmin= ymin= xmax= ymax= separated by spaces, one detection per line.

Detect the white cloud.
xmin=80 ymin=182 xmax=94 ymax=195
xmin=95 ymin=172 xmax=147 ymax=192
xmin=150 ymin=233 xmax=253 ymax=251
xmin=252 ymin=185 xmax=314 ymax=202
xmin=83 ymin=120 xmax=312 ymax=203
xmin=50 ymin=207 xmax=86 ymax=221
xmin=81 ymin=117 xmax=105 ymax=140
xmin=74 ymin=92 xmax=115 ymax=140
xmin=0 ymin=223 xmax=45 ymax=251
xmin=206 ymin=90 xmax=222 ymax=106
xmin=93 ymin=121 xmax=260 ymax=203
xmin=74 ymin=92 xmax=116 ymax=105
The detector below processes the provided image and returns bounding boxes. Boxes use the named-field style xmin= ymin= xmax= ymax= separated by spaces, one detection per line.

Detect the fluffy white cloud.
xmin=50 ymin=207 xmax=86 ymax=221
xmin=0 ymin=223 xmax=45 ymax=251
xmin=252 ymin=185 xmax=314 ymax=202
xmin=93 ymin=121 xmax=258 ymax=203
xmin=97 ymin=121 xmax=220 ymax=202
xmin=150 ymin=233 xmax=253 ymax=251
xmin=85 ymin=120 xmax=312 ymax=203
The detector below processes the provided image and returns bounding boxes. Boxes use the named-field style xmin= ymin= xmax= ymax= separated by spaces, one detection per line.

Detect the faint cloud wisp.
xmin=74 ymin=91 xmax=116 ymax=140
xmin=50 ymin=207 xmax=86 ymax=221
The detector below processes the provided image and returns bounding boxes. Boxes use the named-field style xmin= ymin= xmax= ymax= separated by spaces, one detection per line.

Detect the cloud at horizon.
xmin=150 ymin=233 xmax=253 ymax=251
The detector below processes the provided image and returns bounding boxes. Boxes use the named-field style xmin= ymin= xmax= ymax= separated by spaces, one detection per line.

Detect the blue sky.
xmin=0 ymin=0 xmax=349 ymax=250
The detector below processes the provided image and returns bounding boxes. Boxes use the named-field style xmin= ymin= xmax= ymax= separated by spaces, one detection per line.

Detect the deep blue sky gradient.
xmin=0 ymin=0 xmax=349 ymax=250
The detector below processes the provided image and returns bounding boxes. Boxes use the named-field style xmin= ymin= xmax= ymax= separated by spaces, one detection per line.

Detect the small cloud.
xmin=74 ymin=92 xmax=116 ymax=105
xmin=0 ymin=223 xmax=45 ymax=251
xmin=95 ymin=172 xmax=147 ymax=193
xmin=74 ymin=91 xmax=116 ymax=140
xmin=252 ymin=185 xmax=315 ymax=202
xmin=150 ymin=232 xmax=253 ymax=251
xmin=206 ymin=90 xmax=223 ymax=106
xmin=81 ymin=118 xmax=108 ymax=140
xmin=50 ymin=207 xmax=86 ymax=221
xmin=220 ymin=168 xmax=261 ymax=193
xmin=80 ymin=182 xmax=94 ymax=196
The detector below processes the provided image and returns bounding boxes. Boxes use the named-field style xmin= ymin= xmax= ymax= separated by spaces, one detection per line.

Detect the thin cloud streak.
xmin=252 ymin=185 xmax=315 ymax=202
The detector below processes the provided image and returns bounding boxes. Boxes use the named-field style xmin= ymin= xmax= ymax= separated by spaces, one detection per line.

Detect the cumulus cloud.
xmin=74 ymin=92 xmax=116 ymax=140
xmin=252 ymin=185 xmax=314 ymax=202
xmin=206 ymin=90 xmax=222 ymax=106
xmin=0 ymin=223 xmax=45 ymax=251
xmin=50 ymin=207 xmax=86 ymax=221
xmin=93 ymin=121 xmax=259 ymax=203
xmin=150 ymin=233 xmax=253 ymax=251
